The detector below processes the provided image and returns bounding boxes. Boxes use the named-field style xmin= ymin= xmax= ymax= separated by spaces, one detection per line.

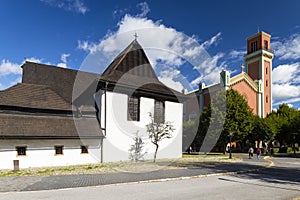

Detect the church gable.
xmin=230 ymin=72 xmax=259 ymax=93
xmin=101 ymin=40 xmax=157 ymax=81
xmin=98 ymin=39 xmax=184 ymax=102
xmin=231 ymin=80 xmax=258 ymax=115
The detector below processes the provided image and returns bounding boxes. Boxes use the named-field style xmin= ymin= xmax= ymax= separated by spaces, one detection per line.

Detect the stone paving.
xmin=0 ymin=155 xmax=269 ymax=192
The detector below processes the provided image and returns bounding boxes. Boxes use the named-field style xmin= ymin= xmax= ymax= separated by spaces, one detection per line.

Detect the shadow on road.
xmin=231 ymin=165 xmax=300 ymax=186
xmin=170 ymin=161 xmax=265 ymax=173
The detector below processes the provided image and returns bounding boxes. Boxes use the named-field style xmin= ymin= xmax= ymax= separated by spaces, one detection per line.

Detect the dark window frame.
xmin=55 ymin=145 xmax=64 ymax=155
xmin=128 ymin=96 xmax=140 ymax=121
xmin=264 ymin=40 xmax=268 ymax=50
xmin=16 ymin=146 xmax=27 ymax=156
xmin=81 ymin=145 xmax=89 ymax=154
xmin=251 ymin=41 xmax=258 ymax=52
xmin=154 ymin=100 xmax=165 ymax=123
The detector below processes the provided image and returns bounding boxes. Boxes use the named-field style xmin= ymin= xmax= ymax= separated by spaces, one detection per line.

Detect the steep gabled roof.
xmin=101 ymin=39 xmax=157 ymax=80
xmin=99 ymin=40 xmax=184 ymax=102
xmin=0 ymin=83 xmax=74 ymax=111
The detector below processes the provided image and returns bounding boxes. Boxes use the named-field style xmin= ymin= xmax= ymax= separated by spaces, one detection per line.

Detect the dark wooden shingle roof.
xmin=98 ymin=40 xmax=184 ymax=102
xmin=21 ymin=61 xmax=101 ymax=104
xmin=0 ymin=113 xmax=103 ymax=139
xmin=0 ymin=83 xmax=74 ymax=111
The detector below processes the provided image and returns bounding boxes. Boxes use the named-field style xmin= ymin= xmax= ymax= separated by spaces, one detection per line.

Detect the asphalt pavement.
xmin=0 ymin=154 xmax=270 ymax=192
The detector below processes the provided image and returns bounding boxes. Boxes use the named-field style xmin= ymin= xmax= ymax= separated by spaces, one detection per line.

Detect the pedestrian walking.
xmin=248 ymin=147 xmax=254 ymax=159
xmin=256 ymin=147 xmax=261 ymax=159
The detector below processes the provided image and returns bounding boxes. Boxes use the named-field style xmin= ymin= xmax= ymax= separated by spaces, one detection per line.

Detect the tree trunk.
xmin=153 ymin=144 xmax=159 ymax=163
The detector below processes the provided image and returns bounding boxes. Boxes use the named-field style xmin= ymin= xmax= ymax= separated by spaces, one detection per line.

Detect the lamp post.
xmin=229 ymin=131 xmax=233 ymax=159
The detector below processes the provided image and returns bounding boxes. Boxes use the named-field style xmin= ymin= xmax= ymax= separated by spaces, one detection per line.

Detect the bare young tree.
xmin=128 ymin=131 xmax=147 ymax=162
xmin=146 ymin=113 xmax=175 ymax=162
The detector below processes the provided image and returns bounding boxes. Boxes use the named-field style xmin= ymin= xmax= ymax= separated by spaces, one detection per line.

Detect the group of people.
xmin=248 ymin=146 xmax=273 ymax=159
xmin=248 ymin=147 xmax=261 ymax=159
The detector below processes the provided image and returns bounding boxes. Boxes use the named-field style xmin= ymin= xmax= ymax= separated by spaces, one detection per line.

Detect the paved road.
xmin=0 ymin=155 xmax=267 ymax=192
xmin=0 ymin=156 xmax=299 ymax=200
xmin=0 ymin=157 xmax=299 ymax=200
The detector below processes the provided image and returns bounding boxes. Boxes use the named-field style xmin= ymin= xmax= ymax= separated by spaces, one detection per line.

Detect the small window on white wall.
xmin=16 ymin=146 xmax=27 ymax=156
xmin=55 ymin=146 xmax=64 ymax=155
xmin=81 ymin=146 xmax=88 ymax=154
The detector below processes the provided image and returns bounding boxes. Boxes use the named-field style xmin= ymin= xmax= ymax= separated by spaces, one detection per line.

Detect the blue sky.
xmin=0 ymin=0 xmax=300 ymax=109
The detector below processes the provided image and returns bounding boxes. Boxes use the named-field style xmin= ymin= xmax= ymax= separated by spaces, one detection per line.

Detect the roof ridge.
xmin=101 ymin=39 xmax=153 ymax=78
xmin=230 ymin=72 xmax=258 ymax=90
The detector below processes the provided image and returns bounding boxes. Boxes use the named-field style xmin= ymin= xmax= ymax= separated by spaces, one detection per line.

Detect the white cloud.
xmin=136 ymin=2 xmax=150 ymax=18
xmin=190 ymin=53 xmax=225 ymax=86
xmin=25 ymin=57 xmax=42 ymax=63
xmin=228 ymin=49 xmax=246 ymax=59
xmin=287 ymin=103 xmax=293 ymax=108
xmin=61 ymin=53 xmax=70 ymax=63
xmin=57 ymin=53 xmax=70 ymax=68
xmin=272 ymin=63 xmax=300 ymax=105
xmin=272 ymin=63 xmax=299 ymax=84
xmin=57 ymin=63 xmax=67 ymax=68
xmin=201 ymin=32 xmax=222 ymax=49
xmin=158 ymin=69 xmax=184 ymax=92
xmin=272 ymin=83 xmax=300 ymax=100
xmin=77 ymin=41 xmax=100 ymax=54
xmin=273 ymin=33 xmax=300 ymax=60
xmin=40 ymin=0 xmax=89 ymax=14
xmin=78 ymin=4 xmax=225 ymax=92
xmin=273 ymin=97 xmax=300 ymax=107
xmin=0 ymin=60 xmax=22 ymax=76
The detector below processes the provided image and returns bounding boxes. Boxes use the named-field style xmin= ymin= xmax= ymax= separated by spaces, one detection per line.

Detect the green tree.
xmin=270 ymin=104 xmax=299 ymax=145
xmin=194 ymin=89 xmax=254 ymax=153
xmin=248 ymin=116 xmax=275 ymax=146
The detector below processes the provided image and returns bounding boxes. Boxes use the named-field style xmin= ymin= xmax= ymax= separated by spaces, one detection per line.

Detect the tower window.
xmin=266 ymin=80 xmax=268 ymax=87
xmin=128 ymin=96 xmax=140 ymax=121
xmin=264 ymin=40 xmax=268 ymax=50
xmin=266 ymin=96 xmax=268 ymax=103
xmin=266 ymin=67 xmax=268 ymax=74
xmin=251 ymin=41 xmax=258 ymax=52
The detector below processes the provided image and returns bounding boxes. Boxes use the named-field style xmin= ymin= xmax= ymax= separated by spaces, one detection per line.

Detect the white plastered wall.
xmin=0 ymin=139 xmax=102 ymax=170
xmin=102 ymin=91 xmax=183 ymax=162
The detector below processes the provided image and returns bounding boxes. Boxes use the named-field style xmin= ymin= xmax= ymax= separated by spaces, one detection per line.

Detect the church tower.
xmin=244 ymin=32 xmax=274 ymax=117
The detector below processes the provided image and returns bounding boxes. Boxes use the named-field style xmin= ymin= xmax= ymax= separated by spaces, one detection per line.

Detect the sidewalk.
xmin=0 ymin=154 xmax=270 ymax=192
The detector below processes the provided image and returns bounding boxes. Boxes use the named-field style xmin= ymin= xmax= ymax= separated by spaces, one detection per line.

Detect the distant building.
xmin=185 ymin=31 xmax=274 ymax=120
xmin=0 ymin=39 xmax=183 ymax=170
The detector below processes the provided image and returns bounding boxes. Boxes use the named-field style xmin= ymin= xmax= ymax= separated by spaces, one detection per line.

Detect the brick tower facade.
xmin=244 ymin=32 xmax=274 ymax=117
